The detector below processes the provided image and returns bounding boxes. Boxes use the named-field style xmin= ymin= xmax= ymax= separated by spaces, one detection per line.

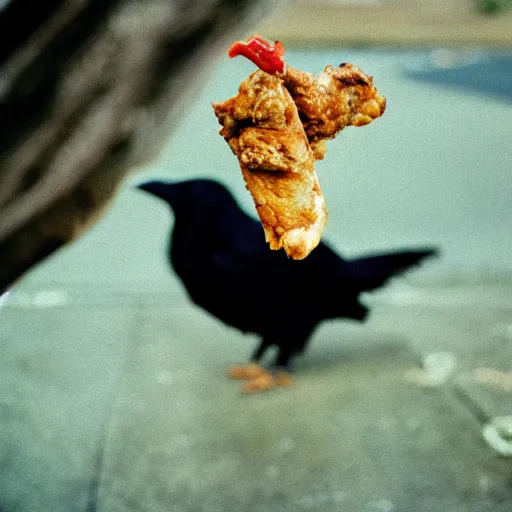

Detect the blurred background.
xmin=11 ymin=0 xmax=512 ymax=289
xmin=2 ymin=1 xmax=512 ymax=511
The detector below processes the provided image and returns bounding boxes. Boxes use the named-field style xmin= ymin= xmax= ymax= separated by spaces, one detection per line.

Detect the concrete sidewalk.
xmin=1 ymin=282 xmax=511 ymax=511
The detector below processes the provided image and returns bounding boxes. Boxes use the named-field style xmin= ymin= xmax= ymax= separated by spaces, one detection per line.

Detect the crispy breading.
xmin=212 ymin=70 xmax=327 ymax=260
xmin=283 ymin=63 xmax=386 ymax=159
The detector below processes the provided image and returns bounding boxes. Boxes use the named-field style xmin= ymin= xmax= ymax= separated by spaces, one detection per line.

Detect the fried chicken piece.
xmin=212 ymin=70 xmax=327 ymax=260
xmin=283 ymin=63 xmax=387 ymax=159
xmin=213 ymin=36 xmax=386 ymax=260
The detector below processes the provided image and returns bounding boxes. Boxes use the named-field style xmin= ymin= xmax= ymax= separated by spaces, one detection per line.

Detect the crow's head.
xmin=136 ymin=178 xmax=238 ymax=218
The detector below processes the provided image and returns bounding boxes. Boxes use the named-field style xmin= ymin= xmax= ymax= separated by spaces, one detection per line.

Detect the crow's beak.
xmin=136 ymin=181 xmax=163 ymax=193
xmin=136 ymin=180 xmax=175 ymax=202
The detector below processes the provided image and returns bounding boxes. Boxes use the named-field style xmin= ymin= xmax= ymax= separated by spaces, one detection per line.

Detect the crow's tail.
xmin=347 ymin=247 xmax=438 ymax=291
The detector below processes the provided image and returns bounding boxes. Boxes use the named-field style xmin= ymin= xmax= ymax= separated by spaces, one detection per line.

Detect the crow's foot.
xmin=241 ymin=370 xmax=294 ymax=393
xmin=228 ymin=363 xmax=267 ymax=380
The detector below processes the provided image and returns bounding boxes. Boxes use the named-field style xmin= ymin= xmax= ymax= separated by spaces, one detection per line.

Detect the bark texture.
xmin=0 ymin=0 xmax=277 ymax=291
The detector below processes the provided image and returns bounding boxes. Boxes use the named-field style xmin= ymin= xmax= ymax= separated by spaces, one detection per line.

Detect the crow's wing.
xmin=208 ymin=210 xmax=350 ymax=301
xmin=210 ymin=211 xmax=436 ymax=297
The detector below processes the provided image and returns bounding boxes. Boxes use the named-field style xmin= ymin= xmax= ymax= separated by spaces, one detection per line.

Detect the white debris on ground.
xmin=404 ymin=352 xmax=457 ymax=387
xmin=482 ymin=416 xmax=512 ymax=457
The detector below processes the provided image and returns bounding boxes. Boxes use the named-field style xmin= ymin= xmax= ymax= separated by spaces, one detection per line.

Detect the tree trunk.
xmin=0 ymin=0 xmax=278 ymax=292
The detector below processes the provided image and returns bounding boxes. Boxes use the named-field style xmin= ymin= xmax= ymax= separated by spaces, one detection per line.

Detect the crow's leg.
xmin=228 ymin=339 xmax=269 ymax=380
xmin=241 ymin=345 xmax=295 ymax=393
xmin=275 ymin=345 xmax=294 ymax=369
xmin=251 ymin=340 xmax=270 ymax=362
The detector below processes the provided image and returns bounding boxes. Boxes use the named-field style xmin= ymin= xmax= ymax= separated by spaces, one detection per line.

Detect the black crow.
xmin=137 ymin=178 xmax=437 ymax=392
